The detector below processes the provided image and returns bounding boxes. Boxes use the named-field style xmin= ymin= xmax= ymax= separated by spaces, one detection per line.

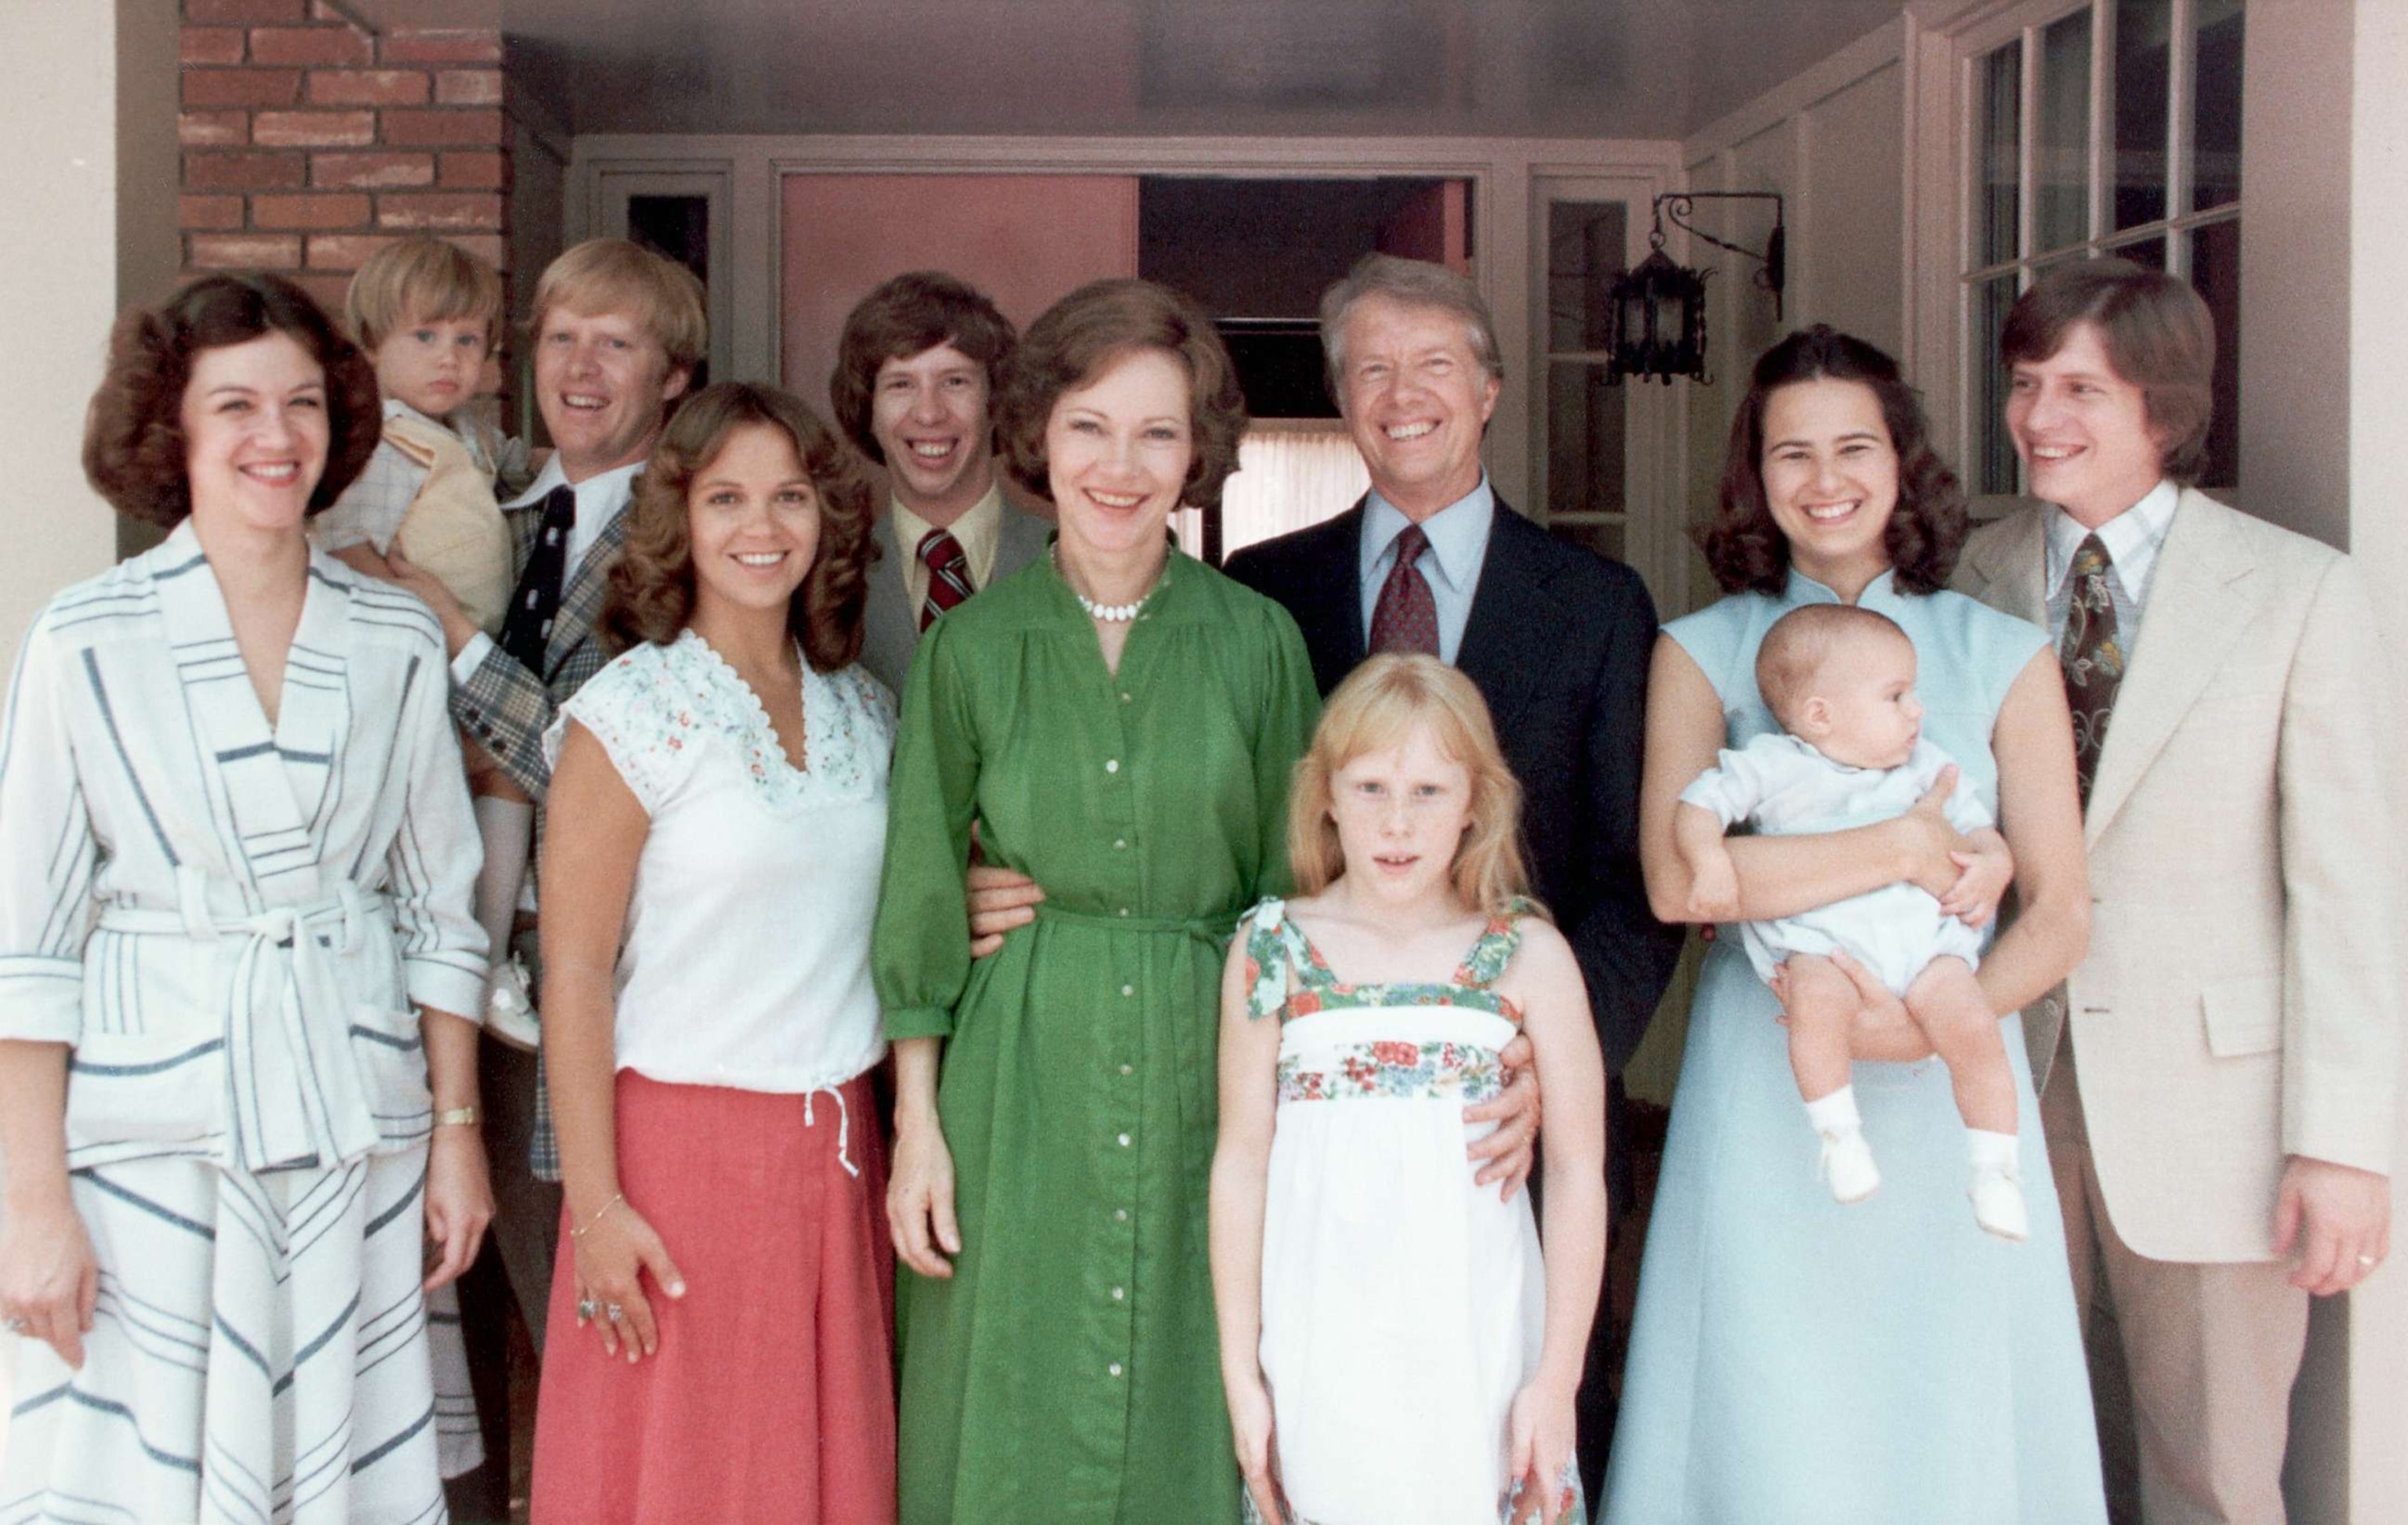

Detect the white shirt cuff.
xmin=451 ymin=630 xmax=496 ymax=688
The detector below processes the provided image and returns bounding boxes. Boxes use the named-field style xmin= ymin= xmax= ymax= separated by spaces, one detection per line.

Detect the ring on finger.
xmin=605 ymin=1302 xmax=625 ymax=1322
xmin=576 ymin=1297 xmax=597 ymax=1322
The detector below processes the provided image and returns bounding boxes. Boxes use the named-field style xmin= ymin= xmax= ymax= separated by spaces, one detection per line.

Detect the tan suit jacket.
xmin=1953 ymin=488 xmax=2400 ymax=1262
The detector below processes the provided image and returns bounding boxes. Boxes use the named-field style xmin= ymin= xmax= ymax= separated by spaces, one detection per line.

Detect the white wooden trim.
xmin=587 ymin=161 xmax=736 ymax=383
xmin=2166 ymin=0 xmax=2198 ymax=272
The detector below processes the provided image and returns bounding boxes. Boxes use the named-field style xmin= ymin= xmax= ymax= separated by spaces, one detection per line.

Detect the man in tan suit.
xmin=1953 ymin=260 xmax=2399 ymax=1523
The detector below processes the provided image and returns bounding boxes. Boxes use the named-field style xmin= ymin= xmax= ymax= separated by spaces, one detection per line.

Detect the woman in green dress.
xmin=875 ymin=278 xmax=1320 ymax=1523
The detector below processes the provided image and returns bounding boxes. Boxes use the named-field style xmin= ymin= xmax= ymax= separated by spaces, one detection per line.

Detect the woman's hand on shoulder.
xmin=0 ymin=1193 xmax=98 ymax=1369
xmin=422 ymin=1124 xmax=494 ymax=1291
xmin=887 ymin=1113 xmax=961 ymax=1278
xmin=569 ymin=1196 xmax=685 ymax=1361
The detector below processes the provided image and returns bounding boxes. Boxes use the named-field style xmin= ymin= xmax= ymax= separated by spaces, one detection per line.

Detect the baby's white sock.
xmin=1804 ymin=1086 xmax=1863 ymax=1136
xmin=472 ymin=795 xmax=535 ymax=967
xmin=1967 ymin=1127 xmax=2021 ymax=1172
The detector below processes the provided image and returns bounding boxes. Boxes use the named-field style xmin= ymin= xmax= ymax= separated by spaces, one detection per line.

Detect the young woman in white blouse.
xmin=525 ymin=383 xmax=898 ymax=1523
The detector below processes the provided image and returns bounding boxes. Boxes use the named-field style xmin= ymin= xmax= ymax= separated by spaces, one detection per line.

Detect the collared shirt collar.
xmin=383 ymin=396 xmax=442 ymax=429
xmin=890 ymin=481 xmax=1007 ymax=589
xmin=2044 ymin=477 xmax=2180 ymax=608
xmin=504 ymin=453 xmax=646 ymax=576
xmin=1359 ymin=476 xmax=1496 ymax=597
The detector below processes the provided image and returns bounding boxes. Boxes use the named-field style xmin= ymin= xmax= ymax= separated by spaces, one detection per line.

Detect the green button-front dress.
xmin=874 ymin=549 xmax=1318 ymax=1523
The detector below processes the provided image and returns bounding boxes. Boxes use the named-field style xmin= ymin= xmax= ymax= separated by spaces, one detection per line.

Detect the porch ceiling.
xmin=338 ymin=0 xmax=1906 ymax=140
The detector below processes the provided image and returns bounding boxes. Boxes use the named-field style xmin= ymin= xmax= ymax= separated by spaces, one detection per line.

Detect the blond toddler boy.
xmin=318 ymin=234 xmax=538 ymax=1048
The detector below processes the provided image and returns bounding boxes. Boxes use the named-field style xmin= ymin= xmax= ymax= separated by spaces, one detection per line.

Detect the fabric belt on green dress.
xmin=1031 ymin=902 xmax=1238 ymax=1125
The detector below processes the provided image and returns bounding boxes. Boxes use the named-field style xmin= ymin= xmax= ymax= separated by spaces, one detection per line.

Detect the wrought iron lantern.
xmin=1607 ymin=191 xmax=1786 ymax=385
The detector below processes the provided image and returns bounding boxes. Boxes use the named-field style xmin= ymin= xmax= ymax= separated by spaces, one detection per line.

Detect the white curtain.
xmin=1176 ymin=420 xmax=1369 ymax=561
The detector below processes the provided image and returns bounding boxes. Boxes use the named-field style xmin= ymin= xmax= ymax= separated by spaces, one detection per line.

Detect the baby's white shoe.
xmin=484 ymin=958 xmax=541 ymax=1052
xmin=1818 ymin=1128 xmax=1880 ymax=1205
xmin=1969 ymin=1162 xmax=2029 ymax=1241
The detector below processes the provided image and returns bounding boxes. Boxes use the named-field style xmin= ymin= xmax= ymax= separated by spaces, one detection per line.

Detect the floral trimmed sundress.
xmin=1238 ymin=898 xmax=1587 ymax=1525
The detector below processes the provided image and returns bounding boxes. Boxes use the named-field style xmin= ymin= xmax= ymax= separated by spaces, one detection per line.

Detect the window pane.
xmin=2037 ymin=9 xmax=2093 ymax=252
xmin=1547 ymin=201 xmax=1627 ymax=353
xmin=2192 ymin=0 xmax=2244 ymax=211
xmin=2190 ymin=220 xmax=2242 ymax=487
xmin=627 ymin=194 xmax=711 ymax=388
xmin=1977 ymin=42 xmax=2023 ymax=267
xmin=1971 ymin=273 xmax=2022 ymax=497
xmin=1547 ymin=362 xmax=1625 ymax=517
xmin=2112 ymin=0 xmax=2171 ymax=231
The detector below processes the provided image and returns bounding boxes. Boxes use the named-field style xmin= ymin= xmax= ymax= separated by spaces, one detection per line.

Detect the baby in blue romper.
xmin=1674 ymin=604 xmax=2028 ymax=1240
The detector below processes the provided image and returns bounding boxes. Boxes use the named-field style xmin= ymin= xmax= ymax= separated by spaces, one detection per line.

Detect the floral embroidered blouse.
xmin=544 ymin=629 xmax=895 ymax=1091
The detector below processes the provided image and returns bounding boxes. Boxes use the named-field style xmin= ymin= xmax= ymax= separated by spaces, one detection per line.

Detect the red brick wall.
xmin=178 ymin=0 xmax=510 ymax=322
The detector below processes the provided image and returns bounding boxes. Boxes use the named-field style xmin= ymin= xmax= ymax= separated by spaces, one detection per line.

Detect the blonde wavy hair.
xmin=1287 ymin=654 xmax=1540 ymax=920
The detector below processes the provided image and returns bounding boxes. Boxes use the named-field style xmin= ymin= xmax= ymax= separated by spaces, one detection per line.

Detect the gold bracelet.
xmin=433 ymin=1106 xmax=481 ymax=1128
xmin=568 ymin=1193 xmax=626 ymax=1241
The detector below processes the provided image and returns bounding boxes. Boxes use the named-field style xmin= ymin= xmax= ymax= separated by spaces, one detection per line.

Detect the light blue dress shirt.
xmin=1356 ymin=477 xmax=1496 ymax=663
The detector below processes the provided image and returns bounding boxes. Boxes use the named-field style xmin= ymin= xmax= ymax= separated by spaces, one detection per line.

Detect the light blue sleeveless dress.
xmin=1603 ymin=570 xmax=2106 ymax=1525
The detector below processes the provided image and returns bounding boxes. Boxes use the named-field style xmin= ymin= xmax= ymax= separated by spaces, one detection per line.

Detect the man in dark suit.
xmin=1224 ymin=254 xmax=1684 ymax=1494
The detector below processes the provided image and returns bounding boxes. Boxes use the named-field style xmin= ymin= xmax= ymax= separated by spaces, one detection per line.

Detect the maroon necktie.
xmin=919 ymin=528 xmax=973 ymax=631
xmin=1367 ymin=524 xmax=1439 ymax=656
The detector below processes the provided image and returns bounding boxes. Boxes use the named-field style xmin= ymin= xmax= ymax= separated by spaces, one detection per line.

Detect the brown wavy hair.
xmin=2002 ymin=257 xmax=2215 ymax=485
xmin=1699 ymin=325 xmax=1967 ymax=597
xmin=828 ymin=271 xmax=1017 ymax=466
xmin=602 ymin=383 xmax=876 ymax=672
xmin=84 ymin=273 xmax=384 ymax=529
xmin=1288 ymin=654 xmax=1542 ymax=920
xmin=995 ymin=278 xmax=1246 ymax=510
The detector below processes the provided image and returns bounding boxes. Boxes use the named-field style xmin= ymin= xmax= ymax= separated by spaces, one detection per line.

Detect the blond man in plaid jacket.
xmin=388 ymin=240 xmax=704 ymax=1378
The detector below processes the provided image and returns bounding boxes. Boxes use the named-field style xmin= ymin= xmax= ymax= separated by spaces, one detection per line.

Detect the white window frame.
xmin=1909 ymin=0 xmax=2243 ymax=497
xmin=584 ymin=162 xmax=737 ymax=386
xmin=1529 ymin=172 xmax=1686 ymax=612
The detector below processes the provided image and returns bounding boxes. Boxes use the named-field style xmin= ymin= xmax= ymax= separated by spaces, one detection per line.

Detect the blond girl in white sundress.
xmin=1209 ymin=654 xmax=1608 ymax=1525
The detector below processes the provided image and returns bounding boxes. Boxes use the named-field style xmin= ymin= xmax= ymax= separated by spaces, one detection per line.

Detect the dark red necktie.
xmin=919 ymin=528 xmax=973 ymax=631
xmin=1367 ymin=524 xmax=1438 ymax=656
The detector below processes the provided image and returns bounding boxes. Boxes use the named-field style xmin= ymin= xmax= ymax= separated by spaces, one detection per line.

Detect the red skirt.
xmin=531 ymin=1069 xmax=896 ymax=1524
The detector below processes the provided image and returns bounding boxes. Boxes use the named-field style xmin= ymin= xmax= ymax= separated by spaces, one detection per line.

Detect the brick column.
xmin=179 ymin=0 xmax=509 ymax=321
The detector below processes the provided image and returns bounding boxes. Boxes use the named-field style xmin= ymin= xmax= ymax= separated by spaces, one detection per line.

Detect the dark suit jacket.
xmin=1224 ymin=497 xmax=1683 ymax=1072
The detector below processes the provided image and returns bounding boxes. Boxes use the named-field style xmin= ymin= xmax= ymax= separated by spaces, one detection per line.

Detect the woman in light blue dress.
xmin=1605 ymin=328 xmax=2105 ymax=1524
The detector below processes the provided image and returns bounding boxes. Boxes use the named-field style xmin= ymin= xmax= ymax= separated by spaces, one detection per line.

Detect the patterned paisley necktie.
xmin=2058 ymin=533 xmax=2124 ymax=807
xmin=1367 ymin=524 xmax=1439 ymax=657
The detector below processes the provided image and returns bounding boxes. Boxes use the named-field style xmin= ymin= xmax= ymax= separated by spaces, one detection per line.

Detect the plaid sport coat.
xmin=450 ymin=486 xmax=633 ymax=1180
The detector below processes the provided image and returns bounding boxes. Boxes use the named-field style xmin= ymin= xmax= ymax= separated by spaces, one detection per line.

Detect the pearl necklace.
xmin=1054 ymin=546 xmax=1164 ymax=623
